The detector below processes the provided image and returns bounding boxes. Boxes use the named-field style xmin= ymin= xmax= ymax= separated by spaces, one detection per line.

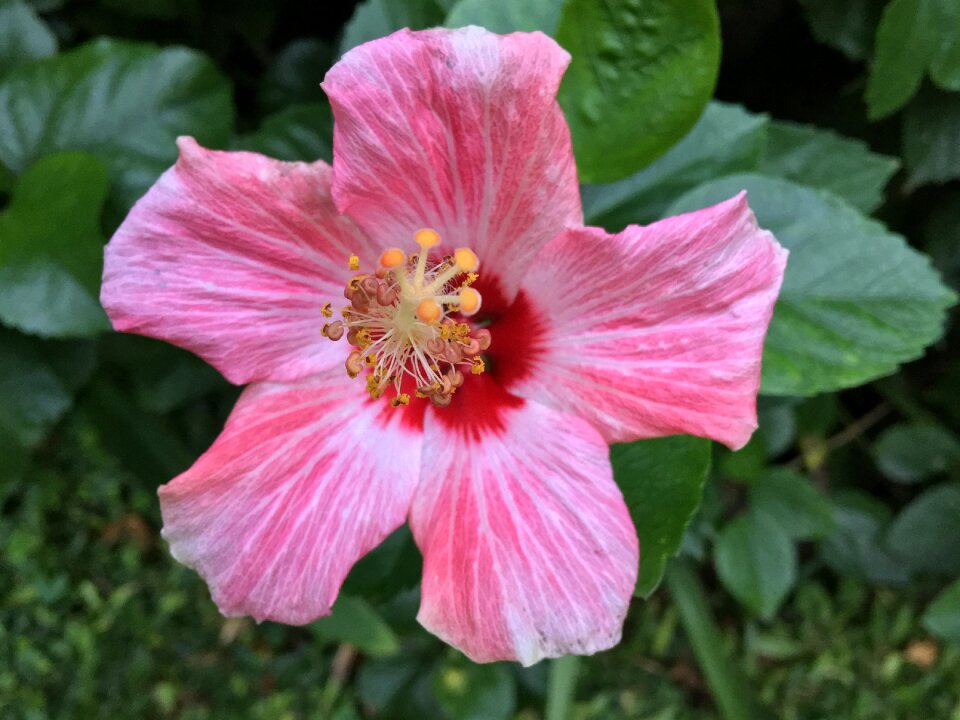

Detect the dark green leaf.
xmin=434 ymin=657 xmax=516 ymax=720
xmin=445 ymin=0 xmax=564 ymax=34
xmin=714 ymin=511 xmax=797 ymax=619
xmin=236 ymin=103 xmax=333 ymax=162
xmin=923 ymin=579 xmax=960 ymax=641
xmin=756 ymin=397 xmax=798 ymax=458
xmin=0 ymin=38 xmax=234 ymax=210
xmin=611 ymin=435 xmax=711 ymax=597
xmin=903 ymin=86 xmax=960 ymax=187
xmin=930 ymin=0 xmax=960 ymax=90
xmin=339 ymin=0 xmax=446 ymax=56
xmin=669 ymin=174 xmax=956 ymax=396
xmin=583 ymin=102 xmax=768 ymax=228
xmin=820 ymin=490 xmax=911 ymax=585
xmin=78 ymin=378 xmax=195 ymax=484
xmin=885 ymin=482 xmax=960 ymax=575
xmin=749 ymin=468 xmax=835 ymax=540
xmin=0 ymin=152 xmax=110 ymax=338
xmin=556 ymin=0 xmax=720 ymax=183
xmin=924 ymin=191 xmax=960 ymax=289
xmin=719 ymin=437 xmax=768 ymax=483
xmin=311 ymin=595 xmax=400 ymax=657
xmin=798 ymin=0 xmax=885 ymax=61
xmin=871 ymin=423 xmax=960 ymax=484
xmin=0 ymin=0 xmax=56 ymax=76
xmin=865 ymin=0 xmax=939 ymax=120
xmin=259 ymin=39 xmax=333 ymax=113
xmin=0 ymin=426 xmax=29 ymax=480
xmin=759 ymin=120 xmax=899 ymax=213
xmin=0 ymin=333 xmax=71 ymax=448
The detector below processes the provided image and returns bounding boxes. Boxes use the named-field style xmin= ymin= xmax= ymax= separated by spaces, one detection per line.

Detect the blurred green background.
xmin=1 ymin=0 xmax=959 ymax=718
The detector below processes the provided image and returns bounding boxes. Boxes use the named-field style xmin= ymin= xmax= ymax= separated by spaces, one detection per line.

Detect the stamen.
xmin=348 ymin=254 xmax=360 ymax=270
xmin=457 ymin=287 xmax=481 ymax=316
xmin=380 ymin=247 xmax=406 ymax=269
xmin=416 ymin=299 xmax=442 ymax=324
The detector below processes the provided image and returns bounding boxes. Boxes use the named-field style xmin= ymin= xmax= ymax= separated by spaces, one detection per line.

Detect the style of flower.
xmin=100 ymin=26 xmax=787 ymax=666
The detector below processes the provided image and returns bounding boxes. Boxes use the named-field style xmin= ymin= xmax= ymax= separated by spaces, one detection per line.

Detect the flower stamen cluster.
xmin=321 ymin=229 xmax=490 ymax=407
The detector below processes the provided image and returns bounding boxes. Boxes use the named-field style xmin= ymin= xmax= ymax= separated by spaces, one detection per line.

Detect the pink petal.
xmin=102 ymin=137 xmax=376 ymax=385
xmin=514 ymin=193 xmax=788 ymax=450
xmin=410 ymin=383 xmax=638 ymax=665
xmin=322 ymin=27 xmax=582 ymax=300
xmin=159 ymin=369 xmax=421 ymax=625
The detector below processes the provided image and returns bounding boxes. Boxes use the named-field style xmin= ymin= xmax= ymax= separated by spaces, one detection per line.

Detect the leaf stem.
xmin=666 ymin=558 xmax=754 ymax=720
xmin=545 ymin=654 xmax=579 ymax=720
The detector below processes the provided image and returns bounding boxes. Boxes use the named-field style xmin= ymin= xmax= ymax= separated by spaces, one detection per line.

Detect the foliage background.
xmin=1 ymin=0 xmax=959 ymax=718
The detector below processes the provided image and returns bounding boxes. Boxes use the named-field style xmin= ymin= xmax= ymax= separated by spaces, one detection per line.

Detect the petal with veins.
xmin=102 ymin=137 xmax=377 ymax=385
xmin=322 ymin=27 xmax=582 ymax=301
xmin=411 ymin=388 xmax=638 ymax=665
xmin=159 ymin=369 xmax=421 ymax=625
xmin=513 ymin=193 xmax=788 ymax=450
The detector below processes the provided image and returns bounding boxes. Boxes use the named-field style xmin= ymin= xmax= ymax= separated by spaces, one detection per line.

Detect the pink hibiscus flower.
xmin=100 ymin=27 xmax=787 ymax=665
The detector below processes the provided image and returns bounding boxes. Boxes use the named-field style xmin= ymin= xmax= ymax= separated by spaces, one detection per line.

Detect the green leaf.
xmin=0 ymin=333 xmax=71 ymax=448
xmin=668 ymin=174 xmax=956 ymax=396
xmin=259 ymin=39 xmax=333 ymax=113
xmin=434 ymin=658 xmax=516 ymax=720
xmin=339 ymin=0 xmax=447 ymax=56
xmin=611 ymin=435 xmax=711 ymax=597
xmin=865 ymin=0 xmax=939 ymax=120
xmin=885 ymin=482 xmax=960 ymax=576
xmin=311 ymin=596 xmax=400 ymax=657
xmin=798 ymin=0 xmax=885 ymax=61
xmin=583 ymin=102 xmax=768 ymax=228
xmin=0 ymin=0 xmax=56 ymax=76
xmin=903 ymin=86 xmax=960 ymax=187
xmin=930 ymin=0 xmax=960 ymax=90
xmin=714 ymin=511 xmax=797 ymax=619
xmin=445 ymin=0 xmax=564 ymax=34
xmin=759 ymin=120 xmax=899 ymax=213
xmin=0 ymin=152 xmax=110 ymax=338
xmin=236 ymin=103 xmax=333 ymax=163
xmin=871 ymin=423 xmax=960 ymax=484
xmin=749 ymin=468 xmax=835 ymax=540
xmin=820 ymin=490 xmax=911 ymax=585
xmin=556 ymin=0 xmax=720 ymax=183
xmin=923 ymin=579 xmax=960 ymax=641
xmin=0 ymin=38 xmax=233 ymax=210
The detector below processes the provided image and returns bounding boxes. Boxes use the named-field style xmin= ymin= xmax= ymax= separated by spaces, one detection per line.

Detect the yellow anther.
xmin=416 ymin=299 xmax=442 ymax=324
xmin=365 ymin=353 xmax=376 ymax=367
xmin=366 ymin=374 xmax=383 ymax=399
xmin=320 ymin=302 xmax=333 ymax=318
xmin=462 ymin=272 xmax=479 ymax=287
xmin=457 ymin=287 xmax=482 ymax=316
xmin=415 ymin=228 xmax=441 ymax=248
xmin=453 ymin=247 xmax=479 ymax=272
xmin=471 ymin=358 xmax=486 ymax=375
xmin=390 ymin=393 xmax=411 ymax=407
xmin=348 ymin=254 xmax=360 ymax=270
xmin=379 ymin=247 xmax=406 ymax=269
xmin=356 ymin=328 xmax=372 ymax=348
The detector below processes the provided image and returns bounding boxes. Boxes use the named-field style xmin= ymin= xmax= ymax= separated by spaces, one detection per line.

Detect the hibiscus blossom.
xmin=100 ymin=26 xmax=787 ymax=665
